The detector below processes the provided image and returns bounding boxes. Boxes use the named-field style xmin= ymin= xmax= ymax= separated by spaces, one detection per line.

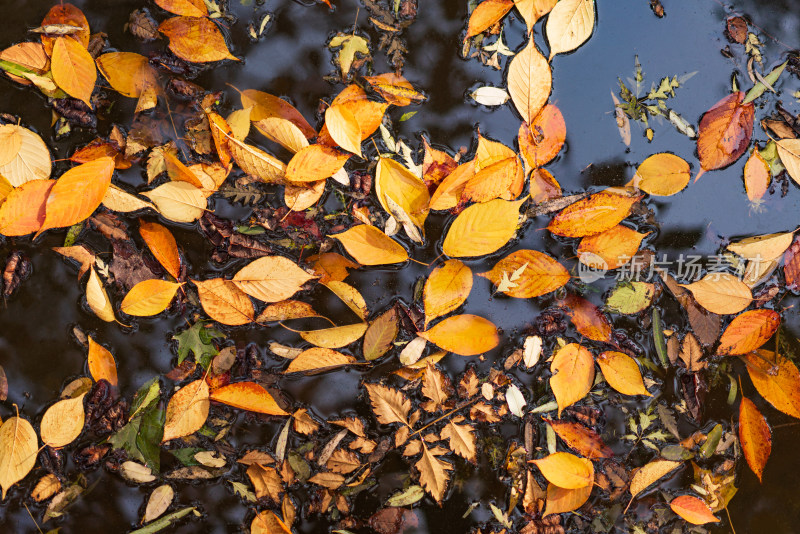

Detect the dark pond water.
xmin=2 ymin=0 xmax=800 ymax=532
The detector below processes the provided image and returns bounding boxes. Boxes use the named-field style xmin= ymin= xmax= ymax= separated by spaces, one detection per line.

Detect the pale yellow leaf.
xmin=232 ymin=256 xmax=317 ymax=303
xmin=545 ymin=0 xmax=595 ymax=60
xmin=299 ymin=322 xmax=368 ymax=349
xmin=162 ymin=379 xmax=210 ymax=442
xmin=629 ymin=460 xmax=682 ymax=500
xmin=142 ymin=181 xmax=207 ymax=223
xmin=86 ymin=267 xmax=115 ymax=322
xmin=284 ymin=348 xmax=357 ymax=374
xmin=40 ymin=393 xmax=86 ymax=448
xmin=325 ymin=105 xmax=362 ymax=157
xmin=679 ymin=273 xmax=752 ymax=315
xmin=507 ymin=36 xmax=551 ymax=124
xmin=0 ymin=416 xmax=38 ymax=499
xmin=0 ymin=125 xmax=51 ymax=187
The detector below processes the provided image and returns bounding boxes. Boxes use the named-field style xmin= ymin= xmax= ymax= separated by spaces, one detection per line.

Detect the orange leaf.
xmin=466 ymin=0 xmax=515 ymax=38
xmin=784 ymin=236 xmax=800 ymax=291
xmin=252 ymin=511 xmax=292 ymax=534
xmin=518 ymin=105 xmax=566 ymax=169
xmin=743 ymin=350 xmax=800 ymax=419
xmin=419 ymin=314 xmax=499 ymax=356
xmin=330 ymin=224 xmax=408 ymax=265
xmin=738 ymin=396 xmax=771 ymax=482
xmin=163 ymin=151 xmax=203 ymax=188
xmin=577 ymin=225 xmax=648 ymax=270
xmin=463 ymin=156 xmax=524 ymax=202
xmin=550 ymin=343 xmax=594 ymax=416
xmin=717 ymin=309 xmax=780 ymax=355
xmin=206 ymin=111 xmax=234 ymax=171
xmin=154 ymin=0 xmax=208 ymax=17
xmin=547 ymin=191 xmax=641 ymax=238
xmin=696 ymin=92 xmax=754 ymax=174
xmin=40 ymin=4 xmax=90 ymax=56
xmin=543 ymin=482 xmax=592 ymax=517
xmin=363 ymin=73 xmax=426 ymax=106
xmin=478 ymin=249 xmax=569 ymax=298
xmin=514 ymin=0 xmax=558 ymax=35
xmin=308 ymin=252 xmax=359 ymax=284
xmin=193 ymin=278 xmax=255 ymax=326
xmin=51 ymin=36 xmax=96 ymax=106
xmin=632 ymin=153 xmax=691 ymax=196
xmin=423 ymin=259 xmax=473 ymax=327
xmin=256 ymin=300 xmax=319 ymax=323
xmin=241 ymin=89 xmax=316 ymax=139
xmin=560 ymin=294 xmax=612 ymax=343
xmin=158 ymin=16 xmax=238 ymax=63
xmin=38 ymin=157 xmax=114 ymax=235
xmin=422 ymin=137 xmax=457 ymax=188
xmin=530 ymin=452 xmax=594 ymax=489
xmin=0 ymin=179 xmax=53 ymax=236
xmin=529 ymin=168 xmax=562 ymax=203
xmin=209 ymin=381 xmax=289 ymax=415
xmin=286 ymin=144 xmax=349 ymax=183
xmin=139 ymin=220 xmax=181 ymax=279
xmin=325 ymin=105 xmax=362 ymax=157
xmin=96 ymin=52 xmax=158 ymax=98
xmin=545 ymin=419 xmax=613 ymax=459
xmin=743 ymin=149 xmax=771 ymax=202
xmin=70 ymin=139 xmax=130 ymax=170
xmin=87 ymin=336 xmax=117 ymax=386
xmin=670 ymin=495 xmax=719 ymax=525
xmin=596 ymin=351 xmax=651 ymax=397
xmin=120 ymin=279 xmax=182 ymax=316
xmin=429 ymin=160 xmax=475 ymax=210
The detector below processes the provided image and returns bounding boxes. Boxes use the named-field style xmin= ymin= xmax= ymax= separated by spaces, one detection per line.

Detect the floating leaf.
xmin=577 ymin=225 xmax=648 ymax=270
xmin=606 ymin=282 xmax=654 ymax=314
xmin=224 ymin=136 xmax=286 ymax=184
xmin=193 ymin=278 xmax=254 ymax=326
xmin=696 ymin=92 xmax=754 ymax=174
xmin=241 ymin=89 xmax=316 ymax=139
xmin=743 ymin=350 xmax=800 ymax=420
xmin=40 ymin=393 xmax=86 ymax=448
xmin=423 ymin=259 xmax=473 ymax=326
xmin=727 ymin=231 xmax=795 ymax=262
xmin=419 ymin=314 xmax=499 ymax=356
xmin=299 ymin=323 xmax=368 ymax=349
xmin=545 ymin=0 xmax=595 ymax=59
xmin=0 ymin=125 xmax=51 ymax=187
xmin=531 ymin=452 xmax=594 ymax=489
xmin=143 ymin=485 xmax=175 ymax=524
xmin=669 ymin=495 xmax=718 ymax=526
xmin=466 ymin=0 xmax=514 ymax=37
xmin=158 ymin=16 xmax=238 ymax=63
xmin=88 ymin=336 xmax=117 ymax=386
xmin=0 ymin=416 xmax=38 ymax=499
xmin=255 ymin=117 xmax=309 ymax=154
xmin=717 ymin=309 xmax=780 ymax=355
xmin=776 ymin=139 xmax=800 ymax=186
xmin=743 ymin=148 xmax=771 ymax=201
xmin=0 ymin=179 xmax=53 ymax=236
xmin=162 ymin=379 xmax=210 ymax=442
xmin=548 ymin=191 xmax=640 ymax=238
xmin=463 ymin=156 xmax=524 ymax=203
xmin=514 ymin=0 xmax=558 ymax=34
xmin=285 ymin=144 xmax=349 ymax=183
xmin=633 ymin=153 xmax=691 ymax=196
xmin=442 ymin=420 xmax=477 ymax=462
xmin=375 ymin=157 xmax=430 ymax=232
xmin=284 ymin=348 xmax=357 ymax=374
xmin=416 ymin=442 xmax=452 ymax=503
xmin=545 ymin=419 xmax=613 ymax=459
xmin=518 ymin=104 xmax=566 ymax=169
xmin=429 ymin=160 xmax=475 ymax=211
xmin=154 ymin=0 xmax=208 ymax=17
xmin=470 ymin=86 xmax=510 ymax=106
xmin=443 ymin=198 xmax=525 ymax=257
xmin=252 ymin=511 xmax=292 ymax=534
xmin=596 ymin=351 xmax=650 ymax=396
xmin=209 ymin=382 xmax=288 ymax=416
xmin=326 ymin=281 xmax=368 ymax=320
xmin=629 ymin=460 xmax=681 ymax=501
xmin=507 ymin=36 xmax=552 ymax=125
xmin=232 ymin=256 xmax=317 ymax=303
xmin=679 ymin=273 xmax=752 ymax=315
xmin=363 ymin=307 xmax=399 ymax=361
xmin=51 ymin=36 xmax=96 ymax=106
xmin=365 ymin=383 xmax=410 ymax=426
xmin=324 ymin=105 xmax=362 ymax=157
xmin=256 ymin=300 xmax=319 ymax=323
xmin=142 ymin=181 xmax=207 ymax=223
xmin=560 ymin=294 xmax=612 ymax=343
xmin=139 ymin=220 xmax=181 ymax=279
xmin=543 ymin=483 xmax=592 ymax=517
xmin=739 ymin=396 xmax=771 ymax=483
xmin=479 ymin=250 xmax=568 ymax=298
xmin=120 ymin=279 xmax=182 ymax=317
xmin=550 ymin=343 xmax=594 ymax=416
xmin=96 ymin=52 xmax=158 ymax=98
xmin=86 ymin=266 xmax=115 ymax=322
xmin=331 ymin=224 xmax=409 ymax=265
xmin=39 ymin=3 xmax=90 ymax=55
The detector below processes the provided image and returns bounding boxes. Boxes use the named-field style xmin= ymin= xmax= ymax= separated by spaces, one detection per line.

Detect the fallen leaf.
xmin=0 ymin=179 xmax=54 ymax=236
xmin=560 ymin=294 xmax=613 ymax=343
xmin=606 ymin=281 xmax=654 ymax=314
xmin=193 ymin=278 xmax=255 ymax=326
xmin=419 ymin=314 xmax=499 ymax=356
xmin=232 ymin=256 xmax=317 ymax=303
xmin=629 ymin=460 xmax=681 ymax=501
xmin=241 ymin=89 xmax=315 ymax=139
xmin=545 ymin=419 xmax=613 ymax=459
xmin=596 ymin=351 xmax=650 ymax=396
xmin=679 ymin=273 xmax=752 ymax=315
xmin=514 ymin=0 xmax=558 ymax=34
xmin=254 ymin=117 xmax=308 ymax=153
xmin=633 ymin=153 xmax=691 ymax=196
xmin=470 ymin=86 xmax=510 ymax=106
xmin=224 ymin=136 xmax=286 ymax=184
xmin=739 ymin=396 xmax=771 ymax=483
xmin=443 ymin=198 xmax=525 ymax=257
xmin=96 ymin=52 xmax=157 ymax=98
xmin=743 ymin=350 xmax=800 ymax=419
xmin=158 ymin=16 xmax=238 ymax=63
xmin=550 ymin=343 xmax=594 ymax=416
xmin=142 ymin=485 xmax=174 ymax=524
xmin=478 ymin=250 xmax=568 ymax=298
xmin=466 ymin=0 xmax=514 ymax=37
xmin=0 ymin=126 xmax=51 ymax=187
xmin=518 ymin=104 xmax=566 ymax=169
xmin=507 ymin=36 xmax=551 ymax=125
xmin=256 ymin=300 xmax=319 ymax=323
xmin=142 ymin=181 xmax=207 ymax=223
xmin=743 ymin=149 xmax=771 ymax=201
xmin=139 ymin=220 xmax=181 ymax=279
xmin=365 ymin=383 xmax=410 ymax=426
xmin=0 ymin=416 xmax=38 ymax=499
xmin=286 ymin=144 xmax=349 ymax=183
xmin=775 ymin=139 xmax=800 ymax=187
xmin=325 ymin=281 xmax=368 ymax=320
xmin=284 ymin=348 xmax=357 ymax=374
xmin=252 ymin=510 xmax=292 ymax=534
xmin=545 ymin=0 xmax=595 ymax=60
xmin=31 ymin=474 xmax=60 ymax=503
xmin=39 ymin=4 xmax=90 ymax=55
xmin=102 ymin=185 xmax=157 ymax=213
xmin=40 ymin=393 xmax=86 ymax=448
xmin=88 ymin=336 xmax=117 ymax=386
xmin=210 ymin=382 xmax=288 ymax=415
xmin=375 ymin=157 xmax=430 ymax=232
xmin=429 ymin=160 xmax=475 ymax=210
xmin=416 ymin=441 xmax=452 ymax=503
xmin=506 ymin=384 xmax=526 ymax=417
xmin=548 ymin=191 xmax=641 ymax=238
xmin=670 ymin=495 xmax=719 ymax=525
xmin=363 ymin=307 xmax=399 ymax=360
xmin=299 ymin=323 xmax=368 ymax=348
xmin=463 ymin=155 xmax=524 ymax=202
xmin=331 ymin=224 xmax=409 ymax=265
xmin=120 ymin=279 xmax=182 ymax=316
xmin=531 ymin=452 xmax=594 ymax=489
xmin=308 ymin=472 xmax=345 ymax=490
xmin=325 ymin=105 xmax=362 ymax=157
xmin=543 ymin=482 xmax=592 ymax=517
xmin=717 ymin=309 xmax=780 ymax=355
xmin=162 ymin=379 xmax=210 ymax=442
xmin=154 ymin=0 xmax=208 ymax=17
xmin=680 ymin=333 xmax=706 ymax=372
xmin=423 ymin=259 xmax=473 ymax=326
xmin=51 ymin=36 xmax=96 ymax=106
xmin=727 ymin=231 xmax=795 ymax=262
xmin=86 ymin=266 xmax=115 ymax=322
xmin=696 ymin=92 xmax=754 ymax=174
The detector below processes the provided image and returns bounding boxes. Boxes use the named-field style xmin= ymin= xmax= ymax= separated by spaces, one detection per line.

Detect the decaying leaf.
xmin=696 ymin=92 xmax=754 ymax=175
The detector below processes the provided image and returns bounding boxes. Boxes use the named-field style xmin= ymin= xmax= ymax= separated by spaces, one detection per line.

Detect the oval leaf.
xmin=0 ymin=416 xmax=38 ymax=499
xmin=209 ymin=381 xmax=288 ymax=416
xmin=507 ymin=36 xmax=552 ymax=125
xmin=596 ymin=351 xmax=651 ymax=397
xmin=419 ymin=314 xmax=499 ymax=356
xmin=423 ymin=259 xmax=473 ymax=326
xmin=550 ymin=343 xmax=595 ymax=416
xmin=717 ymin=309 xmax=780 ymax=355
xmin=739 ymin=396 xmax=771 ymax=483
xmin=679 ymin=273 xmax=752 ymax=315
xmin=158 ymin=16 xmax=238 ymax=63
xmin=40 ymin=393 xmax=86 ymax=448
xmin=51 ymin=36 xmax=96 ymax=106
xmin=162 ymin=379 xmax=210 ymax=442
xmin=120 ymin=279 xmax=182 ymax=316
xmin=545 ymin=0 xmax=595 ymax=59
xmin=443 ymin=198 xmax=525 ymax=257
xmin=232 ymin=256 xmax=317 ymax=303
xmin=670 ymin=495 xmax=719 ymax=525
xmin=530 ymin=452 xmax=594 ymax=489
xmin=331 ymin=224 xmax=409 ymax=265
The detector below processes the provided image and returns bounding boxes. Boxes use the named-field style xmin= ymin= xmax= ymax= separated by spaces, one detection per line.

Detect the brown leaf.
xmin=247 ymin=463 xmax=283 ymax=502
xmin=679 ymin=333 xmax=706 ymax=371
xmin=440 ymin=419 xmax=476 ymax=463
xmin=560 ymin=294 xmax=613 ymax=343
xmin=365 ymin=383 xmax=410 ymax=426
xmin=545 ymin=419 xmax=612 ymax=459
xmin=415 ymin=441 xmax=452 ymax=502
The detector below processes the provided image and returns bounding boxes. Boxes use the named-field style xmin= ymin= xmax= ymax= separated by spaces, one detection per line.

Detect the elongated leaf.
xmin=479 ymin=249 xmax=568 ymax=298
xmin=51 ymin=36 xmax=96 ymax=106
xmin=232 ymin=256 xmax=317 ymax=303
xmin=545 ymin=0 xmax=595 ymax=59
xmin=331 ymin=224 xmax=408 ymax=265
xmin=158 ymin=16 xmax=238 ymax=63
xmin=86 ymin=266 xmax=115 ymax=322
xmin=629 ymin=460 xmax=681 ymax=500
xmin=717 ymin=309 xmax=780 ymax=355
xmin=514 ymin=0 xmax=557 ymax=34
xmin=193 ymin=278 xmax=254 ymax=326
xmin=743 ymin=350 xmax=800 ymax=419
xmin=0 ymin=416 xmax=38 ymax=499
xmin=546 ymin=419 xmax=613 ymax=459
xmin=139 ymin=220 xmax=181 ymax=279
xmin=696 ymin=92 xmax=754 ymax=173
xmin=550 ymin=343 xmax=594 ymax=416
xmin=88 ymin=336 xmax=117 ymax=386
xmin=466 ymin=0 xmax=514 ymax=37
xmin=739 ymin=396 xmax=771 ymax=482
xmin=419 ymin=314 xmax=499 ymax=356
xmin=670 ymin=495 xmax=719 ymax=525
xmin=325 ymin=105 xmax=362 ymax=157
xmin=531 ymin=452 xmax=594 ymax=489
xmin=284 ymin=348 xmax=356 ymax=374
xmin=162 ymin=379 xmax=210 ymax=442
xmin=142 ymin=181 xmax=206 ymax=223
xmin=679 ymin=273 xmax=752 ymax=315
xmin=507 ymin=36 xmax=551 ymax=125
xmin=209 ymin=382 xmax=288 ymax=415
xmin=443 ymin=198 xmax=525 ymax=257
xmin=40 ymin=393 xmax=86 ymax=448
xmin=0 ymin=179 xmax=53 ymax=236
xmin=0 ymin=125 xmax=51 ymax=187
xmin=548 ymin=191 xmax=641 ymax=238
xmin=285 ymin=144 xmax=349 ymax=183
xmin=155 ymin=0 xmax=208 ymax=17
xmin=424 ymin=259 xmax=473 ymax=326
xmin=299 ymin=323 xmax=368 ymax=349
xmin=120 ymin=279 xmax=182 ymax=316
xmin=633 ymin=153 xmax=691 ymax=196
xmin=543 ymin=482 xmax=592 ymax=517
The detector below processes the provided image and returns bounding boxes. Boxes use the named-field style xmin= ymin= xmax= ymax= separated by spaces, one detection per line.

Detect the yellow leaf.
xmin=670 ymin=495 xmax=719 ymax=525
xmin=743 ymin=350 xmax=800 ymax=419
xmin=256 ymin=300 xmax=320 ymax=323
xmin=224 ymin=135 xmax=287 ymax=184
xmin=442 ymin=198 xmax=525 ymax=257
xmin=423 ymin=259 xmax=473 ymax=327
xmin=241 ymin=89 xmax=316 ymax=139
xmin=545 ymin=0 xmax=595 ymax=60
xmin=325 ymin=105 xmax=362 ymax=157
xmin=727 ymin=231 xmax=795 ymax=262
xmin=463 ymin=156 xmax=524 ymax=202
xmin=143 ymin=485 xmax=174 ymax=524
xmin=633 ymin=153 xmax=691 ymax=196
xmin=325 ymin=281 xmax=368 ymax=320
xmin=96 ymin=52 xmax=158 ymax=98
xmin=192 ymin=278 xmax=255 ymax=326
xmin=363 ymin=307 xmax=399 ymax=361
xmin=142 ymin=181 xmax=207 ymax=223
xmin=375 ymin=157 xmax=430 ymax=231
xmin=284 ymin=348 xmax=357 ymax=374
xmin=254 ymin=117 xmax=309 ymax=153
xmin=209 ymin=381 xmax=288 ymax=415
xmin=738 ymin=396 xmax=771 ymax=483
xmin=232 ymin=256 xmax=317 ymax=303
xmin=577 ymin=225 xmax=648 ymax=270
xmin=86 ymin=266 xmax=115 ymax=322
xmin=514 ymin=0 xmax=557 ymax=34
xmin=162 ymin=379 xmax=210 ymax=442
xmin=226 ymin=107 xmax=252 ymax=141
xmin=120 ymin=279 xmax=182 ymax=316
xmin=102 ymin=185 xmax=157 ymax=213
xmin=286 ymin=144 xmax=349 ymax=183
xmin=285 ymin=179 xmax=325 ymax=211
xmin=0 ymin=416 xmax=38 ymax=499
xmin=252 ymin=511 xmax=292 ymax=534
xmin=88 ymin=336 xmax=117 ymax=386
xmin=429 ymin=160 xmax=475 ymax=210
xmin=507 ymin=36 xmax=552 ymax=124
xmin=530 ymin=452 xmax=594 ymax=489
xmin=419 ymin=314 xmax=499 ymax=356
xmin=679 ymin=273 xmax=752 ymax=315
xmin=478 ymin=249 xmax=569 ymax=298
xmin=38 ymin=157 xmax=114 ymax=235
xmin=40 ymin=393 xmax=86 ymax=448
xmin=547 ymin=191 xmax=641 ymax=238
xmin=365 ymin=383 xmax=411 ymax=426
xmin=550 ymin=343 xmax=594 ymax=416
xmin=543 ymin=482 xmax=592 ymax=517
xmin=163 ymin=151 xmax=203 ymax=188
xmin=299 ymin=322 xmax=368 ymax=349
xmin=0 ymin=126 xmax=21 ymax=167
xmin=776 ymin=138 xmax=800 ymax=186
xmin=331 ymin=224 xmax=409 ymax=265
xmin=51 ymin=36 xmax=96 ymax=106
xmin=158 ymin=16 xmax=238 ymax=63
xmin=0 ymin=125 xmax=51 ymax=187
xmin=154 ymin=0 xmax=208 ymax=17
xmin=629 ymin=460 xmax=682 ymax=501
xmin=0 ymin=179 xmax=53 ymax=236
xmin=466 ymin=0 xmax=514 ymax=37
xmin=596 ymin=351 xmax=650 ymax=396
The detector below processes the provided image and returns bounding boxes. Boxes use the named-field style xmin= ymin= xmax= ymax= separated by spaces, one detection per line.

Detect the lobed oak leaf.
xmin=158 ymin=16 xmax=238 ymax=63
xmin=717 ymin=309 xmax=780 ymax=355
xmin=210 ymin=381 xmax=288 ymax=415
xmin=419 ymin=314 xmax=499 ymax=356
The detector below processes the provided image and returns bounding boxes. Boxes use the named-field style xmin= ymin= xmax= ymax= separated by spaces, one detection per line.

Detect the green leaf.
xmin=399 ymin=111 xmax=417 ymax=122
xmin=131 ymin=377 xmax=161 ymax=419
xmin=743 ymin=60 xmax=788 ymax=104
xmin=170 ymin=448 xmax=204 ymax=467
xmin=386 ymin=485 xmax=425 ymax=506
xmin=137 ymin=407 xmax=165 ymax=472
xmin=130 ymin=507 xmax=197 ymax=533
xmin=63 ymin=222 xmax=84 ymax=247
xmin=652 ymin=308 xmax=668 ymax=368
xmin=606 ymin=282 xmax=654 ymax=314
xmin=109 ymin=418 xmax=145 ymax=464
xmin=173 ymin=322 xmax=225 ymax=367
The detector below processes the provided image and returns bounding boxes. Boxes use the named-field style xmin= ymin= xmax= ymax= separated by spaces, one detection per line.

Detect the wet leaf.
xmin=51 ymin=36 xmax=96 ymax=106
xmin=514 ymin=0 xmax=558 ymax=34
xmin=548 ymin=191 xmax=640 ymax=238
xmin=158 ymin=17 xmax=238 ymax=63
xmin=0 ymin=125 xmax=51 ymax=187
xmin=326 ymin=281 xmax=368 ymax=320
xmin=696 ymin=92 xmax=754 ymax=174
xmin=154 ymin=0 xmax=208 ymax=17
xmin=252 ymin=510 xmax=292 ymax=534
xmin=680 ymin=333 xmax=705 ymax=372
xmin=40 ymin=393 xmax=86 ymax=448
xmin=543 ymin=482 xmax=592 ymax=517
xmin=466 ymin=0 xmax=514 ymax=38
xmin=670 ymin=495 xmax=719 ymax=525
xmin=142 ymin=181 xmax=207 ymax=223
xmin=0 ymin=179 xmax=54 ymax=236
xmin=257 ymin=300 xmax=319 ymax=323
xmin=0 ymin=416 xmax=38 ymax=499
xmin=550 ymin=343 xmax=594 ymax=416
xmin=103 ymin=185 xmax=157 ymax=213
xmin=363 ymin=307 xmax=399 ymax=360
xmin=86 ymin=266 xmax=115 ymax=322
xmin=419 ymin=314 xmax=499 ymax=356
xmin=325 ymin=105 xmax=362 ymax=157
xmin=416 ymin=441 xmax=452 ymax=503
xmin=255 ymin=117 xmax=308 ymax=154
xmin=560 ymin=294 xmax=613 ymax=343
xmin=88 ymin=336 xmax=117 ymax=386
xmin=286 ymin=144 xmax=349 ymax=183
xmin=96 ymin=52 xmax=158 ymax=98
xmin=284 ymin=348 xmax=357 ymax=374
xmin=739 ymin=396 xmax=771 ymax=482
xmin=193 ymin=278 xmax=255 ymax=326
xmin=633 ymin=153 xmax=691 ymax=196
xmin=224 ymin=135 xmax=286 ymax=184
xmin=423 ymin=259 xmax=473 ymax=326
xmin=139 ymin=220 xmax=181 ymax=279
xmin=241 ymin=89 xmax=315 ymax=139
xmin=232 ymin=256 xmax=317 ymax=303
xmin=743 ymin=149 xmax=771 ymax=201
xmin=331 ymin=224 xmax=409 ymax=265
xmin=443 ymin=198 xmax=525 ymax=257
xmin=470 ymin=86 xmax=510 ymax=106
xmin=776 ymin=138 xmax=800 ymax=186
xmin=299 ymin=323 xmax=368 ymax=349
xmin=121 ymin=279 xmax=182 ymax=316
xmin=596 ymin=351 xmax=650 ymax=396
xmin=507 ymin=36 xmax=551 ymax=125
xmin=375 ymin=157 xmax=430 ymax=232
xmin=717 ymin=309 xmax=780 ymax=355
xmin=531 ymin=452 xmax=594 ymax=489
xmin=31 ymin=474 xmax=60 ymax=503
xmin=518 ymin=104 xmax=566 ymax=169
xmin=545 ymin=419 xmax=613 ymax=459
xmin=162 ymin=379 xmax=210 ymax=442
xmin=743 ymin=350 xmax=800 ymax=420
xmin=209 ymin=382 xmax=288 ymax=415
xmin=679 ymin=273 xmax=752 ymax=315
xmin=606 ymin=282 xmax=654 ymax=314
xmin=629 ymin=460 xmax=681 ymax=501
xmin=38 ymin=158 xmax=114 ymax=235
xmin=578 ymin=225 xmax=648 ymax=270
xmin=386 ymin=485 xmax=425 ymax=507
xmin=365 ymin=383 xmax=410 ymax=426
xmin=429 ymin=160 xmax=475 ymax=210
xmin=142 ymin=485 xmax=174 ymax=524
xmin=545 ymin=0 xmax=595 ymax=60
